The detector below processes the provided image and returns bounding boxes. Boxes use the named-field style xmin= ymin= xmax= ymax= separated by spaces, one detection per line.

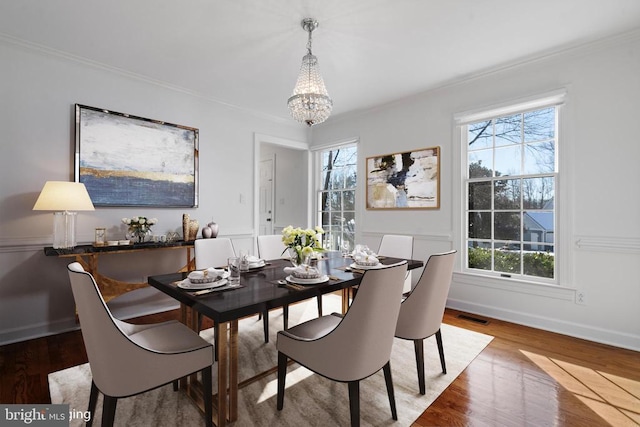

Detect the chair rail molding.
xmin=360 ymin=230 xmax=453 ymax=242
xmin=574 ymin=235 xmax=640 ymax=253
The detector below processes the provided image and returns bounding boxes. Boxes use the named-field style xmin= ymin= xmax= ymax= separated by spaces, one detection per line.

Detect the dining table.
xmin=147 ymin=251 xmax=424 ymax=427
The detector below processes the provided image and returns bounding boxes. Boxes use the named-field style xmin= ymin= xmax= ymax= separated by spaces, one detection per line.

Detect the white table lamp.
xmin=33 ymin=181 xmax=95 ymax=249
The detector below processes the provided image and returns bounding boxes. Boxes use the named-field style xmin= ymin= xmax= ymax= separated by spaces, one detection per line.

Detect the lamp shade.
xmin=33 ymin=181 xmax=95 ymax=211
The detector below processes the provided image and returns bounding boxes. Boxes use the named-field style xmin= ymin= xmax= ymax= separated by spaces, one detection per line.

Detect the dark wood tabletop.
xmin=148 ymin=253 xmax=423 ymax=324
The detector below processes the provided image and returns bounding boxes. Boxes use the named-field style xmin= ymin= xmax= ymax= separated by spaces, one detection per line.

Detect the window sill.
xmin=453 ymin=271 xmax=575 ymax=301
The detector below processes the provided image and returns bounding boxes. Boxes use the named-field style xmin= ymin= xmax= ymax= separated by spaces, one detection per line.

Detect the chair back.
xmin=257 ymin=234 xmax=287 ymax=260
xmin=309 ymin=262 xmax=407 ymax=381
xmin=378 ymin=234 xmax=414 ymax=293
xmin=194 ymin=238 xmax=236 ymax=269
xmin=395 ymin=250 xmax=456 ymax=340
xmin=378 ymin=234 xmax=413 ymax=259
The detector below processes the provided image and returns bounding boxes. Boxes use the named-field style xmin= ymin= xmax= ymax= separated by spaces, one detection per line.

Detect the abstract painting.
xmin=366 ymin=146 xmax=440 ymax=209
xmin=74 ymin=104 xmax=198 ymax=207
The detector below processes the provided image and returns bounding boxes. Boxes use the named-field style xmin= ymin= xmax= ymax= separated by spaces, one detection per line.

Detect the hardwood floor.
xmin=1 ymin=308 xmax=638 ymax=426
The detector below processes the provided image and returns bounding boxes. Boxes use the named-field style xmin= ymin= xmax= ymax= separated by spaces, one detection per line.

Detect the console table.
xmin=45 ymin=241 xmax=195 ymax=302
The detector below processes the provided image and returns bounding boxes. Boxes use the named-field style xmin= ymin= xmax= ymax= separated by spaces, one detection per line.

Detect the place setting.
xmin=174 ymin=267 xmax=242 ymax=296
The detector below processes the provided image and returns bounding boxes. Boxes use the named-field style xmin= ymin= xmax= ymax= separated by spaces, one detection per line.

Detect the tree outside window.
xmin=317 ymin=145 xmax=357 ymax=251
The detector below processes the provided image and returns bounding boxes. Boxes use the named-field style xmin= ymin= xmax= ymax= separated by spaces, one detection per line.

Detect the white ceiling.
xmin=2 ymin=0 xmax=640 ymax=124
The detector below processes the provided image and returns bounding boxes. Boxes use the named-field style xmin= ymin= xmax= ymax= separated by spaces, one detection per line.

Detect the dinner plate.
xmin=286 ymin=275 xmax=329 ymax=285
xmin=350 ymin=262 xmax=384 ymax=270
xmin=178 ymin=278 xmax=228 ymax=290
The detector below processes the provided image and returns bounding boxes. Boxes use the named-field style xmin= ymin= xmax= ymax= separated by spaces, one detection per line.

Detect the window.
xmin=316 ymin=144 xmax=357 ymax=251
xmin=464 ymin=106 xmax=557 ymax=281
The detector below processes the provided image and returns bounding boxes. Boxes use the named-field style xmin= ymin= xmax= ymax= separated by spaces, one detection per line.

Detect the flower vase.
xmin=288 ymin=248 xmax=303 ymax=267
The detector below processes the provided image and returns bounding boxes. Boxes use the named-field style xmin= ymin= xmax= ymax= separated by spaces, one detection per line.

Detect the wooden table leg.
xmin=342 ymin=288 xmax=350 ymax=314
xmin=228 ymin=320 xmax=238 ymax=421
xmin=216 ymin=322 xmax=228 ymax=427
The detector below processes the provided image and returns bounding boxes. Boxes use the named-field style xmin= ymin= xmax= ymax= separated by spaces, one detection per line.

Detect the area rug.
xmin=49 ymin=295 xmax=493 ymax=426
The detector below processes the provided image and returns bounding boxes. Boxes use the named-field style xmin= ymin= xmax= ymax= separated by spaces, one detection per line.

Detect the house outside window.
xmin=463 ymin=105 xmax=558 ymax=282
xmin=316 ymin=143 xmax=357 ymax=251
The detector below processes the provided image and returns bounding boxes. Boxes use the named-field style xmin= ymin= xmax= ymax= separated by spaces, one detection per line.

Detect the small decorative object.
xmin=122 ymin=216 xmax=157 ymax=243
xmin=207 ymin=221 xmax=219 ymax=238
xmin=94 ymin=228 xmax=106 ymax=246
xmin=182 ymin=214 xmax=190 ymax=241
xmin=281 ymin=225 xmax=325 ymax=266
xmin=202 ymin=226 xmax=213 ymax=238
xmin=188 ymin=219 xmax=199 ymax=240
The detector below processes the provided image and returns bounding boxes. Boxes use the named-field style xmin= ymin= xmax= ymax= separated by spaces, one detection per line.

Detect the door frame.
xmin=253 ymin=133 xmax=309 ymax=239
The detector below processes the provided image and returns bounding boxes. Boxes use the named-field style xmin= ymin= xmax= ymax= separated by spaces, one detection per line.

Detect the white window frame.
xmin=453 ymin=89 xmax=574 ymax=290
xmin=312 ymin=139 xmax=358 ymax=251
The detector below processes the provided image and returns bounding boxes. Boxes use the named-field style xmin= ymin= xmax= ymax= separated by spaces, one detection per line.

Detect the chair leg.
xmin=263 ymin=310 xmax=270 ymax=343
xmin=283 ymin=304 xmax=289 ymax=330
xmin=382 ymin=362 xmax=398 ymax=420
xmin=276 ymin=352 xmax=288 ymax=410
xmin=316 ymin=295 xmax=323 ymax=317
xmin=348 ymin=381 xmax=360 ymax=427
xmin=435 ymin=328 xmax=447 ymax=374
xmin=102 ymin=395 xmax=117 ymax=427
xmin=202 ymin=365 xmax=213 ymax=427
xmin=87 ymin=381 xmax=98 ymax=427
xmin=414 ymin=339 xmax=426 ymax=395
xmin=213 ymin=323 xmax=219 ymax=362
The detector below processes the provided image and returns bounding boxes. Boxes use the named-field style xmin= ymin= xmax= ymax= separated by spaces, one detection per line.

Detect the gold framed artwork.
xmin=366 ymin=146 xmax=440 ymax=210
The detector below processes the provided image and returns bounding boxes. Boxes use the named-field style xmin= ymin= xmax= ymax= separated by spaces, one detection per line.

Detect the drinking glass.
xmin=228 ymin=257 xmax=240 ymax=286
xmin=341 ymin=241 xmax=350 ymax=257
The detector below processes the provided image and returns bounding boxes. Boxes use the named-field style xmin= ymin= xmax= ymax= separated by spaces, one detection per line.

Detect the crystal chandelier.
xmin=287 ymin=18 xmax=333 ymax=127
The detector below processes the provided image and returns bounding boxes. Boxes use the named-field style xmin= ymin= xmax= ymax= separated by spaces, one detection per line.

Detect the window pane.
xmin=524 ymin=211 xmax=554 ymax=244
xmin=494 ymin=242 xmax=521 ymax=274
xmin=494 ymin=212 xmax=520 ymax=240
xmin=495 ymin=114 xmax=522 ymax=146
xmin=495 ymin=145 xmax=522 ymax=176
xmin=343 ymin=190 xmax=355 ymax=210
xmin=329 ymin=191 xmax=341 ymax=210
xmin=523 ymin=250 xmax=554 ymax=278
xmin=494 ymin=179 xmax=521 ymax=210
xmin=524 ymin=141 xmax=555 ymax=174
xmin=345 ymin=165 xmax=357 ymax=187
xmin=524 ymin=108 xmax=555 ymax=142
xmin=334 ymin=146 xmax=357 ymax=166
xmin=330 ymin=168 xmax=345 ymax=189
xmin=468 ymin=120 xmax=493 ymax=150
xmin=469 ymin=181 xmax=491 ymax=210
xmin=523 ymin=177 xmax=554 ymax=209
xmin=468 ymin=242 xmax=492 ymax=270
xmin=469 ymin=150 xmax=493 ymax=178
xmin=320 ymin=191 xmax=331 ymax=211
xmin=468 ymin=212 xmax=491 ymax=239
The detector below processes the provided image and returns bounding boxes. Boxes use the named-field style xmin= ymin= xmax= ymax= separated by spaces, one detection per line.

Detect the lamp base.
xmin=52 ymin=211 xmax=77 ymax=249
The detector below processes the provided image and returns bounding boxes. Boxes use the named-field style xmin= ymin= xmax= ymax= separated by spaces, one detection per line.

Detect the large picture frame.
xmin=74 ymin=104 xmax=199 ymax=207
xmin=366 ymin=146 xmax=440 ymax=210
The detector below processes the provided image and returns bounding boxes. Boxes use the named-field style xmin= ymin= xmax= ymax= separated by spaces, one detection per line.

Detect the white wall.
xmin=0 ymin=37 xmax=306 ymax=344
xmin=312 ymin=32 xmax=640 ymax=350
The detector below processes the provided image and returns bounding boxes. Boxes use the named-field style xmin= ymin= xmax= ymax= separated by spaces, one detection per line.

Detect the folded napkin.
xmin=245 ymin=255 xmax=263 ymax=263
xmin=354 ymin=253 xmax=379 ymax=266
xmin=283 ymin=265 xmax=321 ymax=278
xmin=188 ymin=267 xmax=226 ymax=281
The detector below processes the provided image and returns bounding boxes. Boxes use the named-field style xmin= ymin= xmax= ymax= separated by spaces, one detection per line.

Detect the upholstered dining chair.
xmin=277 ymin=261 xmax=408 ymax=427
xmin=394 ymin=250 xmax=456 ymax=395
xmin=194 ymin=237 xmax=236 ymax=270
xmin=378 ymin=234 xmax=414 ymax=294
xmin=67 ymin=262 xmax=213 ymax=427
xmin=257 ymin=234 xmax=324 ymax=337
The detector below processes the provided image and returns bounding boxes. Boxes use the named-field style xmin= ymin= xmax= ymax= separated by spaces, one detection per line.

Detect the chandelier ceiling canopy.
xmin=287 ymin=18 xmax=333 ymax=127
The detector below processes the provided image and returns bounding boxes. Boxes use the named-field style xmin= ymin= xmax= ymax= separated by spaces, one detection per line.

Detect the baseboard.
xmin=447 ymin=298 xmax=640 ymax=352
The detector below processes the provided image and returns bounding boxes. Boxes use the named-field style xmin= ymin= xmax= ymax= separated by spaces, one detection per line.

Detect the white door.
xmin=259 ymin=158 xmax=274 ymax=235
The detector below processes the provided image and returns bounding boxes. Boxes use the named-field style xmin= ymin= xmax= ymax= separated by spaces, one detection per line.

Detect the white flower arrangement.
xmin=281 ymin=225 xmax=325 ymax=263
xmin=122 ymin=216 xmax=158 ymax=241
